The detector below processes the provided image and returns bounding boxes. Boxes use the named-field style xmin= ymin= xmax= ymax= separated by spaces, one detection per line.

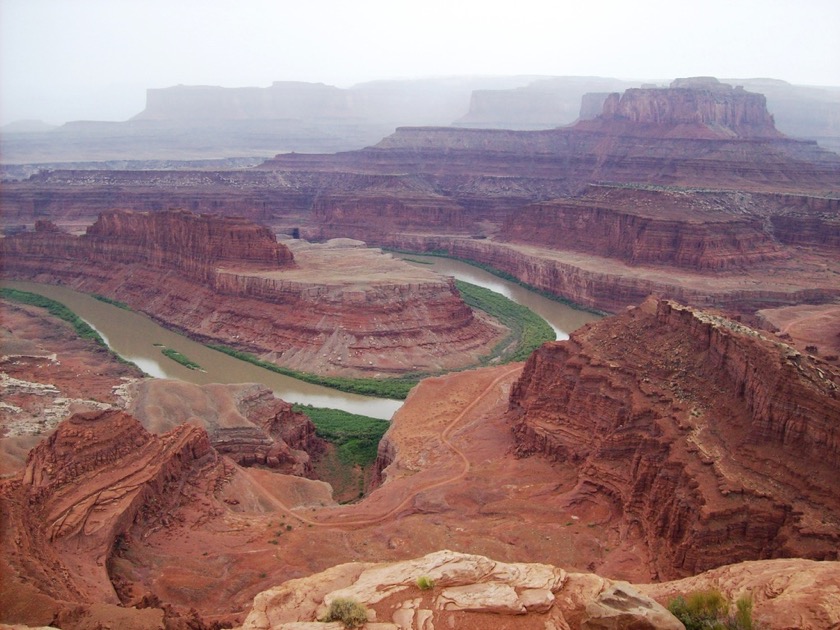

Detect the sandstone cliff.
xmin=1 ymin=210 xmax=505 ymax=377
xmin=0 ymin=408 xmax=222 ymax=619
xmin=500 ymin=187 xmax=789 ymax=270
xmin=509 ymin=298 xmax=840 ymax=579
xmin=370 ymin=232 xmax=840 ymax=314
xmin=4 ymin=81 xmax=840 ymax=327
xmin=595 ymin=77 xmax=781 ymax=139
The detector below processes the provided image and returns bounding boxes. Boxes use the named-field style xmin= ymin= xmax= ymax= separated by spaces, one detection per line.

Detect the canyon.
xmin=1 ymin=295 xmax=838 ymax=628
xmin=2 ymin=77 xmax=840 ymax=629
xmin=3 ymin=80 xmax=839 ymax=318
xmin=1 ymin=209 xmax=506 ymax=378
xmin=509 ymin=297 xmax=840 ymax=579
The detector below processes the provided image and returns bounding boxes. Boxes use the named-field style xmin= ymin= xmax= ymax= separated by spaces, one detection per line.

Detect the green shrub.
xmin=321 ymin=598 xmax=368 ymax=628
xmin=92 ymin=294 xmax=131 ymax=310
xmin=667 ymin=589 xmax=755 ymax=630
xmin=293 ymin=404 xmax=388 ymax=468
xmin=415 ymin=575 xmax=435 ymax=590
xmin=160 ymin=347 xmax=202 ymax=370
xmin=454 ymin=280 xmax=555 ymax=363
xmin=207 ymin=343 xmax=417 ymax=400
xmin=388 ymin=249 xmax=606 ymax=315
xmin=734 ymin=595 xmax=754 ymax=630
xmin=0 ymin=288 xmax=140 ymax=369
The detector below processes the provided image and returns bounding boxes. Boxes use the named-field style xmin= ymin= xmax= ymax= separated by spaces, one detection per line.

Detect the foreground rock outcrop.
xmin=640 ymin=558 xmax=840 ymax=630
xmin=238 ymin=550 xmax=682 ymax=630
xmin=237 ymin=550 xmax=840 ymax=630
xmin=1 ymin=210 xmax=505 ymax=376
xmin=0 ymin=408 xmax=224 ymax=624
xmin=510 ymin=297 xmax=840 ymax=579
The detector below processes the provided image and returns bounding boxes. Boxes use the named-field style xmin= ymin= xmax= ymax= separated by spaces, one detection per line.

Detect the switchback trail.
xmin=271 ymin=365 xmax=523 ymax=529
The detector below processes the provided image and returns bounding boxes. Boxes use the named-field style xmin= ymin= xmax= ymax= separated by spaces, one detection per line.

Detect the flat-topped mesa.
xmin=84 ymin=209 xmax=295 ymax=278
xmin=509 ymin=297 xmax=840 ymax=579
xmin=593 ymin=77 xmax=782 ymax=138
xmin=2 ymin=210 xmax=504 ymax=376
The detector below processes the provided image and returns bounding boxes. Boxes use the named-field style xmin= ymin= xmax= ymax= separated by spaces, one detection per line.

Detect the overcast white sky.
xmin=1 ymin=0 xmax=838 ymax=125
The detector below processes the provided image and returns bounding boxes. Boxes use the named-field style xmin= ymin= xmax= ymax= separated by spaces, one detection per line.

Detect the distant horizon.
xmin=2 ymin=0 xmax=838 ymax=126
xmin=3 ymin=72 xmax=840 ymax=129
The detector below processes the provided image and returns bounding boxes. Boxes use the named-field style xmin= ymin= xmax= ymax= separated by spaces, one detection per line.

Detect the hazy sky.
xmin=1 ymin=0 xmax=838 ymax=125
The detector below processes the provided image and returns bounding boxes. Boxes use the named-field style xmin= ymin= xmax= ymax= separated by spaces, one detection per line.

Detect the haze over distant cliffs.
xmin=2 ymin=75 xmax=839 ymax=169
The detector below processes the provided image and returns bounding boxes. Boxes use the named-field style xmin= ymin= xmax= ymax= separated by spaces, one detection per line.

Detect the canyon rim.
xmin=2 ymin=76 xmax=839 ymax=629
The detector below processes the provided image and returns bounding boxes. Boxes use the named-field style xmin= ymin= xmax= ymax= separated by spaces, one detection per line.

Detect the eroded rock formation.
xmin=127 ymin=380 xmax=323 ymax=475
xmin=500 ymin=187 xmax=790 ymax=270
xmin=1 ymin=210 xmax=505 ymax=376
xmin=238 ymin=549 xmax=682 ymax=630
xmin=236 ymin=550 xmax=840 ymax=630
xmin=0 ymin=408 xmax=224 ymax=623
xmin=3 ymin=81 xmax=840 ymax=319
xmin=0 ymin=296 xmax=144 ymax=476
xmin=509 ymin=297 xmax=840 ymax=579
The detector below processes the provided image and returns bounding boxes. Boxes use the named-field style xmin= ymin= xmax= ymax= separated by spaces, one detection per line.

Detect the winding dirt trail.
xmin=272 ymin=365 xmax=523 ymax=529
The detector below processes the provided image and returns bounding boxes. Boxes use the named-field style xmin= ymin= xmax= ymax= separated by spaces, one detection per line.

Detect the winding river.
xmin=3 ymin=260 xmax=598 ymax=420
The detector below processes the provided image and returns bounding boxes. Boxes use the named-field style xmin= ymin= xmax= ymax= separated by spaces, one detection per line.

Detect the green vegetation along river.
xmin=3 ymin=260 xmax=598 ymax=420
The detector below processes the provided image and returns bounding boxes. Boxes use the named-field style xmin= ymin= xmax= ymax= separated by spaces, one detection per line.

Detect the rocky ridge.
xmin=236 ymin=550 xmax=840 ymax=630
xmin=3 ymin=81 xmax=840 ymax=319
xmin=499 ymin=186 xmax=791 ymax=270
xmin=238 ymin=549 xmax=681 ymax=630
xmin=0 ymin=408 xmax=221 ymax=618
xmin=509 ymin=297 xmax=840 ymax=579
xmin=1 ymin=210 xmax=505 ymax=376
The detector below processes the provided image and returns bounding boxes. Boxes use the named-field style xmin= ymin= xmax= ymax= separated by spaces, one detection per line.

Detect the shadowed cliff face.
xmin=509 ymin=297 xmax=840 ymax=579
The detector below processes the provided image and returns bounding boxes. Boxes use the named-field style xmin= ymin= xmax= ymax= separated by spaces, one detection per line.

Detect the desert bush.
xmin=321 ymin=598 xmax=369 ymax=628
xmin=415 ymin=575 xmax=435 ymax=590
xmin=293 ymin=404 xmax=388 ymax=469
xmin=160 ymin=347 xmax=202 ymax=370
xmin=667 ymin=589 xmax=755 ymax=630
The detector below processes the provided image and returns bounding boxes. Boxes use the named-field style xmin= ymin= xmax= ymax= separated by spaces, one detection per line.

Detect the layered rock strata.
xmin=596 ymin=77 xmax=781 ymax=138
xmin=1 ymin=210 xmax=505 ymax=376
xmin=0 ymin=408 xmax=222 ymax=620
xmin=127 ymin=380 xmax=323 ymax=475
xmin=509 ymin=297 xmax=840 ymax=579
xmin=4 ymin=80 xmax=840 ymax=324
xmin=500 ymin=187 xmax=790 ymax=270
xmin=373 ymin=233 xmax=840 ymax=314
